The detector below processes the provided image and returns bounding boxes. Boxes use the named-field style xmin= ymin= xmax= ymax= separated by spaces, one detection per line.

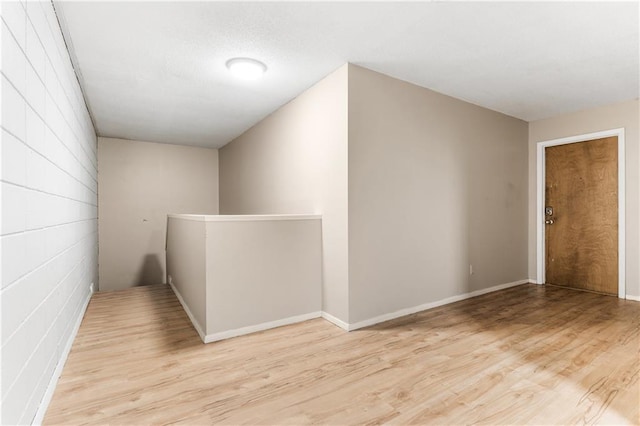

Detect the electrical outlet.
xmin=469 ymin=264 xmax=473 ymax=275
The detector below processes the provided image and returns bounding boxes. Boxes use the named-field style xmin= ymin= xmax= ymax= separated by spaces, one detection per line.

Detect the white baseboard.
xmin=32 ymin=283 xmax=94 ymax=426
xmin=168 ymin=282 xmax=207 ymax=343
xmin=347 ymin=279 xmax=530 ymax=331
xmin=204 ymin=311 xmax=322 ymax=343
xmin=321 ymin=311 xmax=349 ymax=331
xmin=174 ymin=280 xmax=530 ymax=340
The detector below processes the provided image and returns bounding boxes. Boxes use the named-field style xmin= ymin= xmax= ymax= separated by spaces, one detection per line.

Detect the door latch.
xmin=545 ymin=207 xmax=554 ymax=224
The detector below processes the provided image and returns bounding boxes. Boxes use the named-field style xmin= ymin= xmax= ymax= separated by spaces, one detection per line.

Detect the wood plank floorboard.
xmin=44 ymin=284 xmax=640 ymax=425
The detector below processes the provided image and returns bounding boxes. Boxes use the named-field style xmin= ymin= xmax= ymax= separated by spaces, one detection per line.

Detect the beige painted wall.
xmin=205 ymin=218 xmax=322 ymax=336
xmin=98 ymin=137 xmax=219 ymax=291
xmin=166 ymin=217 xmax=206 ymax=334
xmin=528 ymin=99 xmax=639 ymax=298
xmin=219 ymin=65 xmax=349 ymax=321
xmin=348 ymin=65 xmax=529 ymax=323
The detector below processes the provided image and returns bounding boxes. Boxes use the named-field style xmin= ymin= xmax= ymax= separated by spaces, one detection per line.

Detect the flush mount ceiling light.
xmin=225 ymin=57 xmax=267 ymax=81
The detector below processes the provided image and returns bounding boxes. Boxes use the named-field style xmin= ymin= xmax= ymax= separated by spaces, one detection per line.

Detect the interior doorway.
xmin=536 ymin=129 xmax=626 ymax=298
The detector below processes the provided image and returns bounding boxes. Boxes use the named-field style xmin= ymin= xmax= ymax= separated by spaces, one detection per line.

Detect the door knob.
xmin=545 ymin=219 xmax=555 ymax=225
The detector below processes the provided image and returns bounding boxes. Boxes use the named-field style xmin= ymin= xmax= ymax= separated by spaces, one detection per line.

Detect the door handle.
xmin=545 ymin=219 xmax=555 ymax=225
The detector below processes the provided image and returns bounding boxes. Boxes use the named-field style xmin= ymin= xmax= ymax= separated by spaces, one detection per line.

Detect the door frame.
xmin=536 ymin=128 xmax=626 ymax=299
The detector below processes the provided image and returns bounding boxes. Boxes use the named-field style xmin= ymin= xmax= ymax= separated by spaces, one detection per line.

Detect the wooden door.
xmin=545 ymin=137 xmax=618 ymax=295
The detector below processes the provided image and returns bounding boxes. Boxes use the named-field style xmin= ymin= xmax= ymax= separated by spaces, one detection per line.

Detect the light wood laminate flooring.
xmin=45 ymin=284 xmax=639 ymax=425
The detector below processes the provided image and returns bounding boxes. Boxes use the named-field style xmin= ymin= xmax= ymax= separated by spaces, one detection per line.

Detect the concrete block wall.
xmin=1 ymin=1 xmax=97 ymax=423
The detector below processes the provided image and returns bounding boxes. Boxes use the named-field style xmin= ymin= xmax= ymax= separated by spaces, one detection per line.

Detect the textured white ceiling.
xmin=56 ymin=1 xmax=639 ymax=149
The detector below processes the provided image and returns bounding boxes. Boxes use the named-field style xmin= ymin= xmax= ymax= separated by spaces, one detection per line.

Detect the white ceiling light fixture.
xmin=226 ymin=57 xmax=267 ymax=81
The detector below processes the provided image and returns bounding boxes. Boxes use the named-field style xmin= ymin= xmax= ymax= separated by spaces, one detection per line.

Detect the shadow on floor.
xmin=360 ymin=284 xmax=639 ymax=423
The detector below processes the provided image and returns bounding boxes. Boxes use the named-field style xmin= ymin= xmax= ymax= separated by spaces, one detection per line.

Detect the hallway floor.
xmin=45 ymin=284 xmax=639 ymax=425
